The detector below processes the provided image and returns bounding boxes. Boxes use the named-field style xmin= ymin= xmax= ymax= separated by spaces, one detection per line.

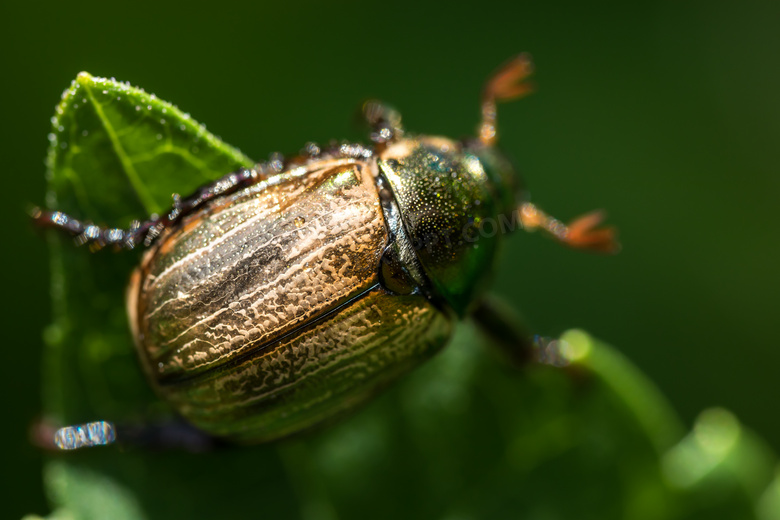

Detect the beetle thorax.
xmin=377 ymin=136 xmax=504 ymax=316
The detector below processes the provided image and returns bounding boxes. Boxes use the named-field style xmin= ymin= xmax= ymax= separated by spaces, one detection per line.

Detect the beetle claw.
xmin=483 ymin=53 xmax=535 ymax=103
xmin=565 ymin=210 xmax=620 ymax=254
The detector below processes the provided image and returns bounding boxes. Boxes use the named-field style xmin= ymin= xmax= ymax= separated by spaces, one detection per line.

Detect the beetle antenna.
xmin=518 ymin=202 xmax=620 ymax=254
xmin=479 ymin=54 xmax=535 ymax=147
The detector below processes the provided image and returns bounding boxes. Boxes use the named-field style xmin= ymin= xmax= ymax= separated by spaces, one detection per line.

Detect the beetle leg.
xmin=361 ymin=100 xmax=404 ymax=146
xmin=479 ymin=53 xmax=535 ymax=147
xmin=472 ymin=296 xmax=534 ymax=367
xmin=33 ymin=417 xmax=226 ymax=452
xmin=517 ymin=202 xmax=620 ymax=254
xmin=472 ymin=296 xmax=571 ymax=368
xmin=32 ymin=166 xmax=265 ymax=250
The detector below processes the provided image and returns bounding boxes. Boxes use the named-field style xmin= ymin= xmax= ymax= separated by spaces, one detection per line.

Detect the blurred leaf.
xmin=38 ymin=73 xmax=780 ymax=520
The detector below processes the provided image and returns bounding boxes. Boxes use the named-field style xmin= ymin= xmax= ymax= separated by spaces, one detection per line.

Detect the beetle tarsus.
xmin=31 ymin=207 xmax=137 ymax=250
xmin=518 ymin=202 xmax=620 ymax=254
xmin=479 ymin=53 xmax=535 ymax=147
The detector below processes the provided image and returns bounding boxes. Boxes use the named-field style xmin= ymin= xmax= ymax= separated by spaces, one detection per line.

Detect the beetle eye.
xmin=379 ymin=246 xmax=416 ymax=295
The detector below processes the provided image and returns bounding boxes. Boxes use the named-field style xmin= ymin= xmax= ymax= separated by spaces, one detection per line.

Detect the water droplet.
xmin=81 ymin=130 xmax=89 ymax=137
xmin=117 ymin=96 xmax=121 ymax=101
xmin=102 ymin=90 xmax=108 ymax=94
xmin=156 ymin=134 xmax=163 ymax=140
xmin=147 ymin=105 xmax=152 ymax=110
xmin=294 ymin=217 xmax=306 ymax=228
xmin=47 ymin=133 xmax=56 ymax=142
xmin=135 ymin=106 xmax=141 ymax=111
xmin=160 ymin=118 xmax=166 ymax=124
xmin=58 ymin=125 xmax=64 ymax=132
xmin=180 ymin=124 xmax=186 ymax=131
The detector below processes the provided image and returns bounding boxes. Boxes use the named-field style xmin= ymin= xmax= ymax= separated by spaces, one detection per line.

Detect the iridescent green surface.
xmin=379 ymin=138 xmax=504 ymax=315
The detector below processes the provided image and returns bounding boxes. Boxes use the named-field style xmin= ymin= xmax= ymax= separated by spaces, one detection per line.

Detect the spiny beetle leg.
xmin=32 ymin=166 xmax=265 ymax=251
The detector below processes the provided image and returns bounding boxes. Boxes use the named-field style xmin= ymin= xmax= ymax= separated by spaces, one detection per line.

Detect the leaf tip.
xmin=76 ymin=71 xmax=94 ymax=86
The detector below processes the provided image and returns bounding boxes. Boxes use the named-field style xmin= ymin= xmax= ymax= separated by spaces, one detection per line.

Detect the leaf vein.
xmin=81 ymin=80 xmax=160 ymax=214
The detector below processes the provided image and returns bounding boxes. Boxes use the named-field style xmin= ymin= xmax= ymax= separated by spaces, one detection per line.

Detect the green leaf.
xmin=38 ymin=73 xmax=780 ymax=519
xmin=41 ymin=74 xmax=302 ymax=520
xmin=47 ymin=72 xmax=253 ymax=220
xmin=43 ymin=73 xmax=254 ymax=426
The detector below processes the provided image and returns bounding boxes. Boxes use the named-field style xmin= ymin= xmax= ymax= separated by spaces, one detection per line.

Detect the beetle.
xmin=35 ymin=54 xmax=617 ymax=447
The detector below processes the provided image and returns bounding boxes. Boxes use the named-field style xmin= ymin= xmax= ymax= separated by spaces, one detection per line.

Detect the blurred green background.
xmin=2 ymin=0 xmax=778 ymax=517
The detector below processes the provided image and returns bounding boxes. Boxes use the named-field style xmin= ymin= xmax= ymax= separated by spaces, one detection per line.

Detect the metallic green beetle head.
xmin=371 ymin=54 xmax=618 ymax=316
xmin=367 ymin=55 xmax=539 ymax=316
xmin=377 ymin=136 xmax=525 ymax=317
